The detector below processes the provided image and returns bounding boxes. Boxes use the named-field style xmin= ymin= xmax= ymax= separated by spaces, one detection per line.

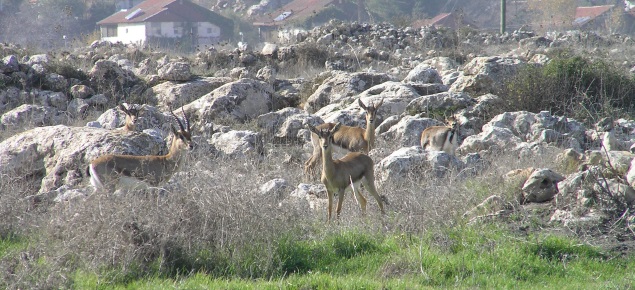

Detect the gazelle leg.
xmin=362 ymin=176 xmax=384 ymax=214
xmin=327 ymin=188 xmax=334 ymax=222
xmin=351 ymin=180 xmax=368 ymax=214
xmin=335 ymin=188 xmax=346 ymax=218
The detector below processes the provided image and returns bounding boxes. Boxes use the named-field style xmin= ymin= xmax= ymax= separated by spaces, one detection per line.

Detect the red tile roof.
xmin=252 ymin=0 xmax=335 ymax=26
xmin=97 ymin=0 xmax=224 ymax=25
xmin=573 ymin=5 xmax=614 ymax=26
xmin=412 ymin=13 xmax=478 ymax=29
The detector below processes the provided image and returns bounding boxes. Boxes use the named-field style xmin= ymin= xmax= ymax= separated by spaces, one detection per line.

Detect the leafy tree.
xmin=0 ymin=0 xmax=117 ymax=49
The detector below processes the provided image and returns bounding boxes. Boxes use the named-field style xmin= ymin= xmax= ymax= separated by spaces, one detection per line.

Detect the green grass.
xmin=0 ymin=233 xmax=26 ymax=257
xmin=65 ymin=225 xmax=635 ymax=289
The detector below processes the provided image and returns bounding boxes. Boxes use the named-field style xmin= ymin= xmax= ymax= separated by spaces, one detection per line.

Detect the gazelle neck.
xmin=321 ymin=145 xmax=336 ymax=179
xmin=125 ymin=122 xmax=135 ymax=132
xmin=365 ymin=119 xmax=375 ymax=151
xmin=165 ymin=136 xmax=187 ymax=164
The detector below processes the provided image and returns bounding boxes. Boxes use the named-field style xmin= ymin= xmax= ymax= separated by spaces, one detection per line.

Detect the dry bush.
xmin=0 ymin=128 xmax=576 ymax=288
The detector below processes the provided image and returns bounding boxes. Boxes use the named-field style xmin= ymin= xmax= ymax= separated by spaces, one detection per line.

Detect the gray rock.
xmin=158 ymin=62 xmax=191 ymax=81
xmin=0 ymin=125 xmax=163 ymax=195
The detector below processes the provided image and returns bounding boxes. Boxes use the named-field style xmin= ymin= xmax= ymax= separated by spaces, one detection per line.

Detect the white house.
xmin=97 ymin=0 xmax=233 ymax=47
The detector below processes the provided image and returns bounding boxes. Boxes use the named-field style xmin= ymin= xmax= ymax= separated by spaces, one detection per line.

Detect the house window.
xmin=151 ymin=22 xmax=161 ymax=35
xmin=174 ymin=22 xmax=183 ymax=36
xmin=102 ymin=25 xmax=117 ymax=37
xmin=207 ymin=27 xmax=212 ymax=34
xmin=125 ymin=28 xmax=128 ymax=33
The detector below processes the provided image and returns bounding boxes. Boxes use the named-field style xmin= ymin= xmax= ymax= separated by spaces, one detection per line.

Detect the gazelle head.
xmin=119 ymin=103 xmax=140 ymax=131
xmin=170 ymin=108 xmax=193 ymax=151
xmin=445 ymin=115 xmax=459 ymax=132
xmin=358 ymin=98 xmax=383 ymax=126
xmin=309 ymin=122 xmax=342 ymax=152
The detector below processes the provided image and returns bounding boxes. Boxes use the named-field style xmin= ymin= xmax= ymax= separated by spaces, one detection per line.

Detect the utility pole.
xmin=500 ymin=0 xmax=506 ymax=34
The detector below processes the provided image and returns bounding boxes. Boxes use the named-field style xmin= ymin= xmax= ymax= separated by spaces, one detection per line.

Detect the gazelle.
xmin=88 ymin=109 xmax=193 ymax=193
xmin=308 ymin=123 xmax=385 ymax=221
xmin=304 ymin=98 xmax=383 ymax=175
xmin=116 ymin=103 xmax=140 ymax=132
xmin=420 ymin=116 xmax=460 ymax=156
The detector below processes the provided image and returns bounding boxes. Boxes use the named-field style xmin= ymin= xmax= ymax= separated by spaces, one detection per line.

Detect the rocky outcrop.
xmin=0 ymin=125 xmax=164 ymax=194
xmin=304 ymin=71 xmax=395 ymax=113
xmin=182 ymin=78 xmax=275 ymax=124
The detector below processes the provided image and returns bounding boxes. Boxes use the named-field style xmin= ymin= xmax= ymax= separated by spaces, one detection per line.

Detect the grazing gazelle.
xmin=116 ymin=103 xmax=141 ymax=132
xmin=88 ymin=109 xmax=193 ymax=193
xmin=304 ymin=98 xmax=383 ymax=175
xmin=308 ymin=123 xmax=385 ymax=221
xmin=420 ymin=116 xmax=460 ymax=156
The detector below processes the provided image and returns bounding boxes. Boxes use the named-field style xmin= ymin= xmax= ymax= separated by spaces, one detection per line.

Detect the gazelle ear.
xmin=119 ymin=104 xmax=128 ymax=113
xmin=358 ymin=98 xmax=367 ymax=110
xmin=307 ymin=124 xmax=319 ymax=135
xmin=331 ymin=122 xmax=342 ymax=133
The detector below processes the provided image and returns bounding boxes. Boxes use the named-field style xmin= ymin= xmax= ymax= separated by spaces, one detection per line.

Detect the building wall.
xmin=198 ymin=22 xmax=221 ymax=37
xmin=102 ymin=21 xmax=223 ymax=46
xmin=118 ymin=23 xmax=146 ymax=43
xmin=145 ymin=22 xmax=198 ymax=38
xmin=196 ymin=22 xmax=222 ymax=45
xmin=101 ymin=23 xmax=146 ymax=44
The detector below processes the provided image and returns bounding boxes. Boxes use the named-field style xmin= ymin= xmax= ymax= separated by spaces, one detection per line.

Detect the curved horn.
xmin=181 ymin=107 xmax=191 ymax=132
xmin=357 ymin=98 xmax=367 ymax=110
xmin=170 ymin=110 xmax=186 ymax=132
xmin=375 ymin=98 xmax=384 ymax=108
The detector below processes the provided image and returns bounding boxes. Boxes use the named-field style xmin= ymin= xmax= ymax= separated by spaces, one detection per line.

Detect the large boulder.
xmin=0 ymin=126 xmax=164 ymax=195
xmin=402 ymin=64 xmax=443 ymax=84
xmin=88 ymin=59 xmax=139 ymax=93
xmin=90 ymin=104 xmax=173 ymax=132
xmin=70 ymin=84 xmax=95 ymax=99
xmin=158 ymin=61 xmax=192 ymax=81
xmin=1 ymin=104 xmax=64 ymax=129
xmin=405 ymin=92 xmax=476 ymax=116
xmin=304 ymin=71 xmax=395 ymax=113
xmin=459 ymin=111 xmax=587 ymax=154
xmin=379 ymin=115 xmax=442 ymax=147
xmin=35 ymin=91 xmax=68 ymax=110
xmin=182 ymin=78 xmax=275 ymax=123
xmin=208 ymin=130 xmax=264 ymax=157
xmin=521 ymin=168 xmax=565 ymax=203
xmin=143 ymin=77 xmax=231 ymax=109
xmin=375 ymin=146 xmax=464 ymax=183
xmin=449 ymin=56 xmax=526 ymax=95
xmin=459 ymin=126 xmax=523 ymax=154
xmin=257 ymin=107 xmax=323 ymax=141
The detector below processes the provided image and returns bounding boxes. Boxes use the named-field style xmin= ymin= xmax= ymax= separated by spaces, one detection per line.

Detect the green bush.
xmin=48 ymin=61 xmax=88 ymax=81
xmin=501 ymin=54 xmax=635 ymax=122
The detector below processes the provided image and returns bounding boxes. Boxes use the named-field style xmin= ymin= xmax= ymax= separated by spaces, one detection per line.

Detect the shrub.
xmin=500 ymin=54 xmax=635 ymax=122
xmin=295 ymin=43 xmax=329 ymax=68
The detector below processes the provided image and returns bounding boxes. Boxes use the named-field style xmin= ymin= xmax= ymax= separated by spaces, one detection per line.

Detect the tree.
xmin=0 ymin=0 xmax=116 ymax=49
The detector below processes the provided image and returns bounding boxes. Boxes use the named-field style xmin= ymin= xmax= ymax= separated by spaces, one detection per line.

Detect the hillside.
xmin=1 ymin=20 xmax=635 ymax=288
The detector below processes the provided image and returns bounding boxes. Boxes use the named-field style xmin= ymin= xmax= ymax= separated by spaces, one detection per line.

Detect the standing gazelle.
xmin=304 ymin=98 xmax=383 ymax=176
xmin=88 ymin=109 xmax=193 ymax=193
xmin=117 ymin=103 xmax=140 ymax=132
xmin=420 ymin=116 xmax=460 ymax=156
xmin=308 ymin=123 xmax=385 ymax=221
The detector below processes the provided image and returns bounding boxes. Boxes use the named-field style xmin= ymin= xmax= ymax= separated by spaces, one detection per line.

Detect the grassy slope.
xmin=48 ymin=225 xmax=632 ymax=289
